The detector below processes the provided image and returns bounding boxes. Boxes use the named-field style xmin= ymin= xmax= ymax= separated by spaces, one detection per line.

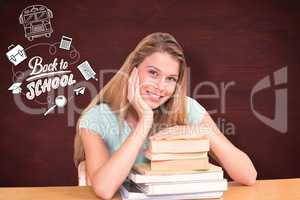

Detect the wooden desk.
xmin=0 ymin=178 xmax=299 ymax=200
xmin=224 ymin=178 xmax=300 ymax=200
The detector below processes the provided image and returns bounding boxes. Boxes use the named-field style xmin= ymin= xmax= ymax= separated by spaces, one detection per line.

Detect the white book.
xmin=144 ymin=151 xmax=208 ymax=161
xmin=138 ymin=179 xmax=228 ymax=196
xmin=149 ymin=138 xmax=209 ymax=153
xmin=129 ymin=169 xmax=223 ymax=184
xmin=120 ymin=181 xmax=224 ymax=200
xmin=130 ymin=163 xmax=223 ymax=183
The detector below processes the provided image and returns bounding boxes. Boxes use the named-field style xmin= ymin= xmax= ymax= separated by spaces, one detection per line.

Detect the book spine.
xmin=150 ymin=140 xmax=209 ymax=153
xmin=146 ymin=152 xmax=208 ymax=161
xmin=150 ymin=157 xmax=209 ymax=171
xmin=129 ymin=171 xmax=224 ymax=183
xmin=144 ymin=180 xmax=228 ymax=195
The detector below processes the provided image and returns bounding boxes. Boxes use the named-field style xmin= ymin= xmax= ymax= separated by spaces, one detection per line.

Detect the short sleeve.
xmin=186 ymin=96 xmax=207 ymax=125
xmin=79 ymin=104 xmax=113 ymax=139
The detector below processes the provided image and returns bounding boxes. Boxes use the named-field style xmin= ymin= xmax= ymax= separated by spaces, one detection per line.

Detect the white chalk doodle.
xmin=19 ymin=5 xmax=53 ymax=41
xmin=59 ymin=36 xmax=72 ymax=50
xmin=8 ymin=82 xmax=22 ymax=94
xmin=77 ymin=61 xmax=98 ymax=81
xmin=25 ymin=56 xmax=76 ymax=100
xmin=6 ymin=44 xmax=27 ymax=66
xmin=44 ymin=95 xmax=67 ymax=116
xmin=74 ymin=87 xmax=86 ymax=95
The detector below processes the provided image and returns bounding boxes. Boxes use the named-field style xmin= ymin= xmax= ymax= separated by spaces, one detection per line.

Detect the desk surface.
xmin=0 ymin=178 xmax=299 ymax=200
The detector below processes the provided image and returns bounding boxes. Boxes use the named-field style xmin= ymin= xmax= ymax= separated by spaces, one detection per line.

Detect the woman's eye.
xmin=149 ymin=70 xmax=158 ymax=76
xmin=167 ymin=77 xmax=177 ymax=82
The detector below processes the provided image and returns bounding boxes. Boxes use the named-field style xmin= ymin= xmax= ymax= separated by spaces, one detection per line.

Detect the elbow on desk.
xmin=235 ymin=152 xmax=258 ymax=186
xmin=242 ymin=176 xmax=256 ymax=186
xmin=241 ymin=168 xmax=257 ymax=186
xmin=93 ymin=185 xmax=115 ymax=200
xmin=230 ymin=162 xmax=257 ymax=186
xmin=92 ymin=179 xmax=117 ymax=200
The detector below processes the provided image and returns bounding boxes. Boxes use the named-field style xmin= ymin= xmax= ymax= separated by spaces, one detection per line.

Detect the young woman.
xmin=73 ymin=32 xmax=257 ymax=199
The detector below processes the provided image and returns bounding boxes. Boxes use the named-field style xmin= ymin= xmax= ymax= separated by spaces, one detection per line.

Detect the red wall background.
xmin=0 ymin=0 xmax=299 ymax=186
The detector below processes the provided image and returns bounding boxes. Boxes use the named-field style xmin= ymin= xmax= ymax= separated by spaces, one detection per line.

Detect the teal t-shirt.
xmin=79 ymin=96 xmax=207 ymax=164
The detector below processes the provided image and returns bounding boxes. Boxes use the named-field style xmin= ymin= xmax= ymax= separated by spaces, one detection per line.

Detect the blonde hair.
xmin=74 ymin=32 xmax=188 ymax=167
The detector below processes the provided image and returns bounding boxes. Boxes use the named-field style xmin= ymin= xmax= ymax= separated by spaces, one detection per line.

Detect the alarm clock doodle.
xmin=6 ymin=4 xmax=98 ymax=116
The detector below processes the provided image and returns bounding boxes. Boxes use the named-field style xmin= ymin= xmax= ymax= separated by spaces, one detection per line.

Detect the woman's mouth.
xmin=145 ymin=90 xmax=163 ymax=101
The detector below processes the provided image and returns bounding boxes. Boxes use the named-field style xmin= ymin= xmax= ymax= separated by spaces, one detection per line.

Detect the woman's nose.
xmin=154 ymin=77 xmax=167 ymax=91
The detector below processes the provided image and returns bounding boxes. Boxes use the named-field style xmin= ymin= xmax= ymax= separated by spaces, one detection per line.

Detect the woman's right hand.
xmin=127 ymin=67 xmax=153 ymax=123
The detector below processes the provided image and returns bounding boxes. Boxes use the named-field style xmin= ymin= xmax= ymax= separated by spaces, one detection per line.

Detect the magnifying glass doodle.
xmin=44 ymin=95 xmax=67 ymax=116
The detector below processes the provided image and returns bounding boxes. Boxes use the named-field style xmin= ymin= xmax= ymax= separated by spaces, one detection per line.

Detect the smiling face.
xmin=137 ymin=52 xmax=180 ymax=109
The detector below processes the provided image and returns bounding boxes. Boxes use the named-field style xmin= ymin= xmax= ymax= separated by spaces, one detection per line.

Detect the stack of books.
xmin=120 ymin=134 xmax=228 ymax=200
xmin=146 ymin=134 xmax=210 ymax=171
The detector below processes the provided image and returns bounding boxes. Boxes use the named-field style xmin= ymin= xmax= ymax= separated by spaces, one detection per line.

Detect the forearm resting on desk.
xmin=86 ymin=121 xmax=150 ymax=199
xmin=208 ymin=132 xmax=257 ymax=185
xmin=203 ymin=114 xmax=257 ymax=186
